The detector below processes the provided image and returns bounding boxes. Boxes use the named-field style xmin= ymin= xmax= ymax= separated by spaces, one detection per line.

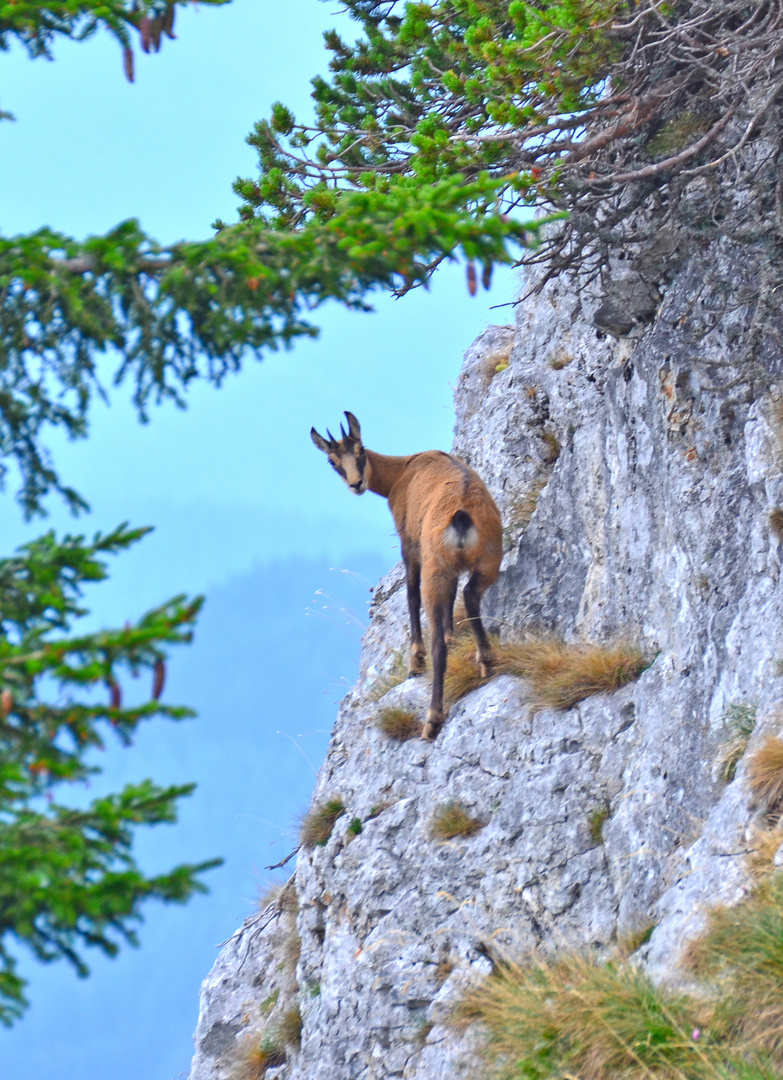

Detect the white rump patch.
xmin=442 ymin=522 xmax=479 ymax=551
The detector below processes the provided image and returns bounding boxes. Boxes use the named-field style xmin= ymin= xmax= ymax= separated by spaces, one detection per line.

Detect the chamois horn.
xmin=345 ymin=411 xmax=362 ymax=441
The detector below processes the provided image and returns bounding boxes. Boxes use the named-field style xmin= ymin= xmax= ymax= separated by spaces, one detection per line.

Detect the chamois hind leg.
xmin=404 ymin=555 xmax=426 ymax=676
xmin=421 ymin=569 xmax=457 ymax=742
xmin=443 ymin=575 xmax=459 ymax=649
xmin=464 ymin=571 xmax=493 ymax=677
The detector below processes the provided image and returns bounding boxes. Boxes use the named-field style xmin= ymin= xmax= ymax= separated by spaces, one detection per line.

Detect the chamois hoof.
xmin=477 ymin=653 xmax=494 ymax=679
xmin=444 ymin=631 xmax=456 ymax=649
xmin=422 ymin=710 xmax=444 ymax=742
xmin=408 ymin=646 xmax=427 ymax=677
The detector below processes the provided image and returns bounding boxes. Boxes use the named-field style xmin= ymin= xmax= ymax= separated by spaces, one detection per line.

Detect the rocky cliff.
xmin=187 ymin=240 xmax=783 ymax=1080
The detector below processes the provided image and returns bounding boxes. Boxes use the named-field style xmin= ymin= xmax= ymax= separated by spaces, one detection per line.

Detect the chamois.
xmin=311 ymin=412 xmax=502 ymax=741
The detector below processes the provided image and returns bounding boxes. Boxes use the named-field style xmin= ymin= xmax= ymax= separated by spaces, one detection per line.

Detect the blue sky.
xmin=0 ymin=3 xmax=519 ymax=1077
xmin=0 ymin=0 xmax=519 ymax=607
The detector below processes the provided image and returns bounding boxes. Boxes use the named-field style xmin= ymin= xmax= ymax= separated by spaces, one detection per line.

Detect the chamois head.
xmin=311 ymin=411 xmax=369 ymax=494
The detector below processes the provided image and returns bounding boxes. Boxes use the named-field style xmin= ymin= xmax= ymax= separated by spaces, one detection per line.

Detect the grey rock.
xmin=188 ymin=239 xmax=783 ymax=1079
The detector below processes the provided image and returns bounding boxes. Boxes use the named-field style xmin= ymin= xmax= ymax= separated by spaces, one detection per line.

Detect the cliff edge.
xmin=187 ymin=241 xmax=783 ymax=1079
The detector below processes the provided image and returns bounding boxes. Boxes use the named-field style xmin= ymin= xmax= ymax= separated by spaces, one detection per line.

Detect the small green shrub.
xmin=259 ymin=989 xmax=279 ymax=1016
xmin=348 ymin=817 xmax=362 ymax=837
xmin=300 ymin=799 xmax=345 ymax=849
xmin=588 ymin=803 xmax=610 ymax=844
xmin=430 ymin=801 xmax=486 ymax=841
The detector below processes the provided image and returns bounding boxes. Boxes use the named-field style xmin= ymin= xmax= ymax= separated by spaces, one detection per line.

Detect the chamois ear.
xmin=311 ymin=428 xmax=331 ymax=454
xmin=344 ymin=411 xmax=362 ymax=443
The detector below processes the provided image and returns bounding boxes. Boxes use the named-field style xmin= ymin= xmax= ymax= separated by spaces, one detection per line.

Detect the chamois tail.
xmin=443 ymin=509 xmax=479 ymax=552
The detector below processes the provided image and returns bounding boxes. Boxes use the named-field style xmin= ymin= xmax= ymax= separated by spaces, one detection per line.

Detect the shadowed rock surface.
xmin=188 ymin=245 xmax=783 ymax=1079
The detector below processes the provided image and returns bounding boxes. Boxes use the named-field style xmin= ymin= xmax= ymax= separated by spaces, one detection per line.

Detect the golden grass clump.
xmin=770 ymin=508 xmax=783 ymax=538
xmin=278 ymin=1005 xmax=302 ymax=1049
xmin=282 ymin=928 xmax=301 ymax=972
xmin=457 ymin=874 xmax=783 ymax=1080
xmin=430 ymin=801 xmax=486 ymax=841
xmin=258 ymin=878 xmax=298 ymax=914
xmin=443 ymin=636 xmax=647 ymax=712
xmin=300 ymin=798 xmax=345 ymax=850
xmin=686 ymin=872 xmax=783 ymax=1061
xmin=747 ymin=735 xmax=783 ymax=813
xmin=548 ymin=348 xmax=572 ymax=370
xmin=376 ymin=706 xmax=422 ymax=741
xmin=454 ymin=953 xmax=719 ymax=1080
xmin=747 ymin=825 xmax=783 ymax=878
xmin=718 ymin=702 xmax=757 ymax=783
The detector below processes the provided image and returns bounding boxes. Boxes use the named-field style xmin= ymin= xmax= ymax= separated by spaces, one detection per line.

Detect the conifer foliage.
xmin=0 ymin=524 xmax=218 ymax=1025
xmin=5 ymin=1 xmax=779 ymax=515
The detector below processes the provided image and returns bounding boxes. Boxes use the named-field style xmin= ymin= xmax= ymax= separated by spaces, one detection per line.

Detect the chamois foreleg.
xmin=404 ymin=555 xmax=426 ymax=676
xmin=464 ymin=570 xmax=494 ymax=677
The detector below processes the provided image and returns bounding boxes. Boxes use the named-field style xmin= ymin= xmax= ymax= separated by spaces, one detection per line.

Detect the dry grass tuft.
xmin=258 ymin=878 xmax=298 ymax=914
xmin=686 ymin=872 xmax=783 ymax=1061
xmin=747 ymin=735 xmax=783 ymax=813
xmin=458 ymin=873 xmax=783 ymax=1080
xmin=770 ymin=508 xmax=783 ymax=538
xmin=234 ymin=1036 xmax=287 ymax=1080
xmin=430 ymin=801 xmax=486 ymax=841
xmin=512 ymin=639 xmax=648 ymax=711
xmin=258 ymin=882 xmax=284 ymax=911
xmin=541 ymin=426 xmax=561 ymax=464
xmin=454 ymin=952 xmax=721 ymax=1080
xmin=718 ymin=702 xmax=757 ymax=783
xmin=747 ymin=825 xmax=783 ymax=878
xmin=300 ymin=798 xmax=345 ymax=850
xmin=548 ymin=348 xmax=572 ymax=370
xmin=368 ymin=650 xmax=409 ymax=700
xmin=376 ymin=706 xmax=422 ymax=741
xmin=444 ymin=635 xmax=648 ymax=712
xmin=282 ymin=928 xmax=301 ymax=973
xmin=435 ymin=954 xmax=455 ymax=984
xmin=616 ymin=923 xmax=655 ymax=959
xmin=443 ymin=639 xmax=495 ymax=706
xmin=279 ymin=1005 xmax=302 ymax=1049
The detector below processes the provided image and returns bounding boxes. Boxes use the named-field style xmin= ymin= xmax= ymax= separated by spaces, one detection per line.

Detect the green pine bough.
xmin=0 ymin=0 xmax=619 ymax=516
xmin=3 ymin=1 xmax=773 ymax=513
xmin=0 ymin=523 xmax=219 ymax=1025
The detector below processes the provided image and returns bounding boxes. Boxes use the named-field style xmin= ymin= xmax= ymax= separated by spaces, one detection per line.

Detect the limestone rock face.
xmin=188 ymin=247 xmax=783 ymax=1079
